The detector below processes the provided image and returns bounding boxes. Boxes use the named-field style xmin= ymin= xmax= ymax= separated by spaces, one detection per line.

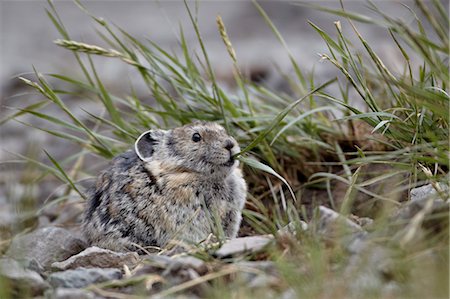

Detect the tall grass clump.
xmin=1 ymin=0 xmax=448 ymax=298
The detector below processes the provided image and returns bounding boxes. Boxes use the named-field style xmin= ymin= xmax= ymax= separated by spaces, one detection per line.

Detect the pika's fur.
xmin=82 ymin=122 xmax=247 ymax=251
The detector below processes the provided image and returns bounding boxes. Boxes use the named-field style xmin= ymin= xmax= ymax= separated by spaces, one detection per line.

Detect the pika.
xmin=82 ymin=122 xmax=247 ymax=251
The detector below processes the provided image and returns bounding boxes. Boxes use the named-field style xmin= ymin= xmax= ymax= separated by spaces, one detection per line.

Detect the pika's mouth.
xmin=222 ymin=155 xmax=235 ymax=167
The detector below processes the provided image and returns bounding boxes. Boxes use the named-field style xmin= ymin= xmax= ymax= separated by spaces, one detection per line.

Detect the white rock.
xmin=214 ymin=235 xmax=274 ymax=258
xmin=317 ymin=206 xmax=363 ymax=238
xmin=48 ymin=288 xmax=96 ymax=299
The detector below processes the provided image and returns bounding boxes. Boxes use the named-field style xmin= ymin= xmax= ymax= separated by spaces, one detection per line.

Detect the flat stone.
xmin=171 ymin=255 xmax=207 ymax=274
xmin=410 ymin=183 xmax=448 ymax=203
xmin=277 ymin=220 xmax=308 ymax=236
xmin=345 ymin=245 xmax=397 ymax=296
xmin=6 ymin=227 xmax=87 ymax=270
xmin=248 ymin=273 xmax=280 ymax=289
xmin=214 ymin=235 xmax=274 ymax=258
xmin=47 ymin=288 xmax=96 ymax=299
xmin=394 ymin=183 xmax=449 ymax=222
xmin=317 ymin=206 xmax=363 ymax=239
xmin=236 ymin=261 xmax=277 ymax=273
xmin=47 ymin=267 xmax=122 ymax=289
xmin=0 ymin=257 xmax=49 ymax=295
xmin=52 ymin=246 xmax=139 ymax=271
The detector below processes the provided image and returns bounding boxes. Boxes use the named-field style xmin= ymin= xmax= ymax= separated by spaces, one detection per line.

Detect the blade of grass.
xmin=44 ymin=150 xmax=86 ymax=200
xmin=238 ymin=155 xmax=296 ymax=202
xmin=238 ymin=78 xmax=336 ymax=156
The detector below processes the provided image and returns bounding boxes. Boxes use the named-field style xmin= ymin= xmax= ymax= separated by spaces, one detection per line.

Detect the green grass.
xmin=1 ymin=0 xmax=448 ymax=298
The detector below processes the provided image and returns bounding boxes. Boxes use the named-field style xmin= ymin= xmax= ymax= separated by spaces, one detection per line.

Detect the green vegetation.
xmin=1 ymin=0 xmax=448 ymax=298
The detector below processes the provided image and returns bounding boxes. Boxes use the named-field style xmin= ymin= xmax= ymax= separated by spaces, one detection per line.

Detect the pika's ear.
xmin=134 ymin=130 xmax=166 ymax=161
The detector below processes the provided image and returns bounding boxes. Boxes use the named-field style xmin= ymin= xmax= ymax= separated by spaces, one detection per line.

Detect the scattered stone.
xmin=316 ymin=206 xmax=363 ymax=239
xmin=46 ymin=287 xmax=96 ymax=299
xmin=395 ymin=184 xmax=449 ymax=222
xmin=280 ymin=288 xmax=297 ymax=299
xmin=5 ymin=227 xmax=87 ymax=270
xmin=348 ymin=215 xmax=374 ymax=228
xmin=0 ymin=257 xmax=49 ymax=295
xmin=27 ymin=258 xmax=45 ymax=275
xmin=214 ymin=235 xmax=274 ymax=258
xmin=47 ymin=267 xmax=122 ymax=289
xmin=410 ymin=183 xmax=448 ymax=203
xmin=345 ymin=232 xmax=370 ymax=254
xmin=52 ymin=246 xmax=139 ymax=271
xmin=171 ymin=255 xmax=207 ymax=274
xmin=133 ymin=255 xmax=173 ymax=277
xmin=345 ymin=245 xmax=398 ymax=296
xmin=277 ymin=221 xmax=308 ymax=236
xmin=143 ymin=254 xmax=173 ymax=268
xmin=248 ymin=273 xmax=280 ymax=289
xmin=236 ymin=260 xmax=276 ymax=273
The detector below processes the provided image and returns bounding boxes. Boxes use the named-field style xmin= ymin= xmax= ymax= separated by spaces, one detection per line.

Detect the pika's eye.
xmin=192 ymin=133 xmax=202 ymax=142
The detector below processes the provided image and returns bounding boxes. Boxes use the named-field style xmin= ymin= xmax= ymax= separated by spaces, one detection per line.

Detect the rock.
xmin=345 ymin=245 xmax=399 ymax=296
xmin=395 ymin=184 xmax=449 ymax=221
xmin=316 ymin=206 xmax=363 ymax=239
xmin=410 ymin=183 xmax=448 ymax=203
xmin=133 ymin=255 xmax=173 ymax=277
xmin=280 ymin=288 xmax=297 ymax=299
xmin=238 ymin=260 xmax=277 ymax=272
xmin=142 ymin=254 xmax=173 ymax=268
xmin=248 ymin=273 xmax=280 ymax=289
xmin=135 ymin=254 xmax=207 ymax=278
xmin=46 ymin=288 xmax=96 ymax=299
xmin=214 ymin=235 xmax=274 ymax=258
xmin=52 ymin=246 xmax=139 ymax=271
xmin=0 ymin=257 xmax=49 ymax=295
xmin=47 ymin=267 xmax=122 ymax=288
xmin=277 ymin=221 xmax=308 ymax=236
xmin=6 ymin=227 xmax=87 ymax=270
xmin=346 ymin=232 xmax=370 ymax=254
xmin=233 ymin=261 xmax=279 ymax=285
xmin=171 ymin=255 xmax=207 ymax=274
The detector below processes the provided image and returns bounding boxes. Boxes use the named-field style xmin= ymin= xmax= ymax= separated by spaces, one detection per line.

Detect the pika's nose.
xmin=224 ymin=139 xmax=235 ymax=151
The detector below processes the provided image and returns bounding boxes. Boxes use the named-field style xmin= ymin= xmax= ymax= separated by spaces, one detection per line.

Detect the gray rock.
xmin=6 ymin=227 xmax=87 ymax=270
xmin=394 ymin=183 xmax=449 ymax=222
xmin=52 ymin=246 xmax=139 ymax=271
xmin=143 ymin=254 xmax=173 ymax=268
xmin=280 ymin=288 xmax=297 ymax=299
xmin=346 ymin=232 xmax=370 ymax=254
xmin=277 ymin=220 xmax=308 ymax=236
xmin=214 ymin=235 xmax=274 ymax=258
xmin=248 ymin=273 xmax=280 ymax=288
xmin=47 ymin=288 xmax=96 ymax=299
xmin=47 ymin=267 xmax=122 ymax=289
xmin=345 ymin=243 xmax=400 ymax=296
xmin=410 ymin=183 xmax=448 ymax=203
xmin=136 ymin=254 xmax=207 ymax=278
xmin=235 ymin=260 xmax=276 ymax=272
xmin=316 ymin=206 xmax=363 ymax=239
xmin=171 ymin=255 xmax=207 ymax=274
xmin=0 ymin=257 xmax=49 ymax=295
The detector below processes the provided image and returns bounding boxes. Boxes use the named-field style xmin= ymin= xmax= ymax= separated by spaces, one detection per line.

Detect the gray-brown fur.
xmin=82 ymin=122 xmax=247 ymax=251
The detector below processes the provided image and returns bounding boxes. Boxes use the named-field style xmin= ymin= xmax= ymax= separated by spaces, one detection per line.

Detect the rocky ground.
xmin=0 ymin=183 xmax=447 ymax=298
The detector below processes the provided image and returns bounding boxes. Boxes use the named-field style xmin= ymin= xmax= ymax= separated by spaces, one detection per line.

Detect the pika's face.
xmin=167 ymin=122 xmax=240 ymax=175
xmin=135 ymin=122 xmax=240 ymax=176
